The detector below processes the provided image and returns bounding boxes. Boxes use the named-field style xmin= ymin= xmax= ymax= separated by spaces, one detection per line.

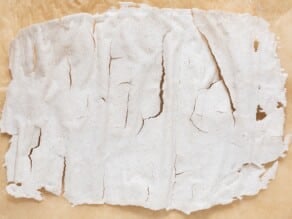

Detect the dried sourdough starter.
xmin=0 ymin=4 xmax=288 ymax=214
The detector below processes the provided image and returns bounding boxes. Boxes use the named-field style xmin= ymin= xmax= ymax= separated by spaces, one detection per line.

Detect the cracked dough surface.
xmin=0 ymin=1 xmax=292 ymax=218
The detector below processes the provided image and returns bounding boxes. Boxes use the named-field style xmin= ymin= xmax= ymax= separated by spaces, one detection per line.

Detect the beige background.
xmin=0 ymin=0 xmax=292 ymax=218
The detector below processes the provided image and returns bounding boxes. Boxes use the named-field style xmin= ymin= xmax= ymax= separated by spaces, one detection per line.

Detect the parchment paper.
xmin=0 ymin=1 xmax=291 ymax=218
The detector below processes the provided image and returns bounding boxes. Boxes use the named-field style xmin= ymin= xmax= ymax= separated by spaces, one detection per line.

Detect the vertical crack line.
xmin=102 ymin=172 xmax=105 ymax=201
xmin=67 ymin=58 xmax=72 ymax=88
xmin=169 ymin=154 xmax=178 ymax=199
xmin=28 ymin=128 xmax=42 ymax=170
xmin=106 ymin=42 xmax=113 ymax=107
xmin=189 ymin=98 xmax=208 ymax=133
xmin=13 ymin=136 xmax=20 ymax=181
xmin=196 ymin=28 xmax=236 ymax=124
xmin=86 ymin=96 xmax=89 ymax=108
xmin=144 ymin=32 xmax=168 ymax=122
xmin=32 ymin=44 xmax=37 ymax=72
xmin=92 ymin=20 xmax=97 ymax=35
xmin=137 ymin=118 xmax=145 ymax=135
xmin=91 ymin=20 xmax=97 ymax=48
xmin=137 ymin=32 xmax=169 ymax=135
xmin=108 ymin=42 xmax=113 ymax=77
xmin=61 ymin=157 xmax=66 ymax=195
xmin=158 ymin=38 xmax=166 ymax=115
xmin=174 ymin=154 xmax=177 ymax=177
xmin=124 ymin=92 xmax=130 ymax=128
xmin=91 ymin=34 xmax=96 ymax=48
xmin=191 ymin=184 xmax=195 ymax=200
xmin=145 ymin=186 xmax=150 ymax=202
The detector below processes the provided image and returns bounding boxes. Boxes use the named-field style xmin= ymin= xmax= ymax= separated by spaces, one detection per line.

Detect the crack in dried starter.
xmin=28 ymin=128 xmax=42 ymax=170
xmin=0 ymin=6 xmax=288 ymax=214
xmin=197 ymin=30 xmax=236 ymax=124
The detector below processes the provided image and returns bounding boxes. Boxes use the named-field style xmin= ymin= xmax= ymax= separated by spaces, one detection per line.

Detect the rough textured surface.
xmin=0 ymin=4 xmax=289 ymax=214
xmin=0 ymin=1 xmax=291 ymax=218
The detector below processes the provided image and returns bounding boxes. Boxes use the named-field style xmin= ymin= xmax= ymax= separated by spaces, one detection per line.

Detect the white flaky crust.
xmin=0 ymin=3 xmax=288 ymax=214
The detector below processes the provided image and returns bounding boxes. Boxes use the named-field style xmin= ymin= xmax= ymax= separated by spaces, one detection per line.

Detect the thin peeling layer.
xmin=0 ymin=4 xmax=288 ymax=214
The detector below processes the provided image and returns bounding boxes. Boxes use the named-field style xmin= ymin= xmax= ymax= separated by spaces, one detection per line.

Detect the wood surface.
xmin=0 ymin=1 xmax=291 ymax=218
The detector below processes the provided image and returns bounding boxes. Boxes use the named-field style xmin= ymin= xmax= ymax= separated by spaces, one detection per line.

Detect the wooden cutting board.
xmin=0 ymin=1 xmax=291 ymax=218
